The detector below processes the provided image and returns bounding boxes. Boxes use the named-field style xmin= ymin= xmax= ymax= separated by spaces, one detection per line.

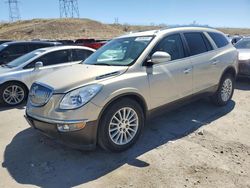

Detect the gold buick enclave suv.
xmin=25 ymin=27 xmax=238 ymax=152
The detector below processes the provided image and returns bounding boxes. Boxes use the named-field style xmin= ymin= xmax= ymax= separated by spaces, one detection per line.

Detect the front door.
xmin=147 ymin=34 xmax=193 ymax=109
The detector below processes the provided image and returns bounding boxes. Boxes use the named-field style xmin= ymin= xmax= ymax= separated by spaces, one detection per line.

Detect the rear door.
xmin=183 ymin=32 xmax=218 ymax=93
xmin=147 ymin=33 xmax=193 ymax=108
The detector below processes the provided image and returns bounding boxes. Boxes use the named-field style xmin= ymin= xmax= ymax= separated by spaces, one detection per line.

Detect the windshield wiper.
xmin=93 ymin=63 xmax=111 ymax=66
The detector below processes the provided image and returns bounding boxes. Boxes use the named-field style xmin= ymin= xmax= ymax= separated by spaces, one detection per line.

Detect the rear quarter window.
xmin=208 ymin=32 xmax=229 ymax=48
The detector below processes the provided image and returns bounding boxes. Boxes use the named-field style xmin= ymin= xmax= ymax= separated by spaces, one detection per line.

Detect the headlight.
xmin=59 ymin=84 xmax=102 ymax=110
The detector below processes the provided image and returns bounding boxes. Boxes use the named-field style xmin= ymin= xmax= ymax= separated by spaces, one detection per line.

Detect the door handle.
xmin=184 ymin=68 xmax=192 ymax=74
xmin=211 ymin=60 xmax=219 ymax=65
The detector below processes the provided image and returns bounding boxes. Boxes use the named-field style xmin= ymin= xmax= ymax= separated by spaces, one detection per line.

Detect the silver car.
xmin=25 ymin=27 xmax=238 ymax=152
xmin=234 ymin=38 xmax=250 ymax=77
xmin=0 ymin=46 xmax=95 ymax=106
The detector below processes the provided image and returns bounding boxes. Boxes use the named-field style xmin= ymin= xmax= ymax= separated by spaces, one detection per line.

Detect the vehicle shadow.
xmin=236 ymin=78 xmax=250 ymax=90
xmin=0 ymin=104 xmax=26 ymax=112
xmin=2 ymin=99 xmax=235 ymax=188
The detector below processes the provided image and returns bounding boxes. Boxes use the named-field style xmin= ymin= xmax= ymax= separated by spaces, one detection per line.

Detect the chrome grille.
xmin=29 ymin=83 xmax=53 ymax=107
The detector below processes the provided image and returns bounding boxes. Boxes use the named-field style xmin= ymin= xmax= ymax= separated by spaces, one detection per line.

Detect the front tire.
xmin=98 ymin=98 xmax=144 ymax=152
xmin=211 ymin=74 xmax=235 ymax=106
xmin=0 ymin=82 xmax=28 ymax=106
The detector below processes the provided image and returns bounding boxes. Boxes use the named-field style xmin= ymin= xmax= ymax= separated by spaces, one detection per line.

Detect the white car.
xmin=235 ymin=37 xmax=250 ymax=77
xmin=0 ymin=46 xmax=95 ymax=106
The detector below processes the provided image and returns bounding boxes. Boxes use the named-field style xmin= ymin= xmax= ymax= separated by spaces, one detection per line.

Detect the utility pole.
xmin=7 ymin=0 xmax=21 ymax=22
xmin=59 ymin=0 xmax=80 ymax=18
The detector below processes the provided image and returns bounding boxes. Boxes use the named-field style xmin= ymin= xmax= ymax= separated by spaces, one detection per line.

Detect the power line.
xmin=6 ymin=0 xmax=21 ymax=22
xmin=59 ymin=0 xmax=80 ymax=18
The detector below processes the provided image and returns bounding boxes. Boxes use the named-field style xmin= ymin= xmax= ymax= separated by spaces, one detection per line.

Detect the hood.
xmin=37 ymin=64 xmax=128 ymax=93
xmin=237 ymin=49 xmax=250 ymax=61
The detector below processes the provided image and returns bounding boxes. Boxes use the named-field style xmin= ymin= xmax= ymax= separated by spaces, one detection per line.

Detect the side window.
xmin=184 ymin=32 xmax=208 ymax=56
xmin=72 ymin=49 xmax=93 ymax=61
xmin=29 ymin=44 xmax=49 ymax=51
xmin=5 ymin=44 xmax=28 ymax=55
xmin=153 ymin=34 xmax=185 ymax=61
xmin=25 ymin=50 xmax=70 ymax=69
xmin=208 ymin=32 xmax=229 ymax=48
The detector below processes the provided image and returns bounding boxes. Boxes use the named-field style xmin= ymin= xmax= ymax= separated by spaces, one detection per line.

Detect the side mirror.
xmin=150 ymin=51 xmax=171 ymax=64
xmin=34 ymin=61 xmax=43 ymax=70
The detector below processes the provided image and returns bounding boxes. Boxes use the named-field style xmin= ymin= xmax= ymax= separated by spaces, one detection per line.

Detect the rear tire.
xmin=98 ymin=98 xmax=144 ymax=152
xmin=210 ymin=74 xmax=235 ymax=106
xmin=0 ymin=82 xmax=28 ymax=106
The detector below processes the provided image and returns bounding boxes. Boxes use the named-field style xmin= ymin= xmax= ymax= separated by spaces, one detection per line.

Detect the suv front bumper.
xmin=25 ymin=114 xmax=98 ymax=150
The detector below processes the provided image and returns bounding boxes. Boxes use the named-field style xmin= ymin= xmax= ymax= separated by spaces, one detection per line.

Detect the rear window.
xmin=184 ymin=33 xmax=208 ymax=56
xmin=208 ymin=32 xmax=229 ymax=48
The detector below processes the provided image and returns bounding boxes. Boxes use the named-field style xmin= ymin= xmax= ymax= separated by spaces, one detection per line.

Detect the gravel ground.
xmin=0 ymin=80 xmax=250 ymax=188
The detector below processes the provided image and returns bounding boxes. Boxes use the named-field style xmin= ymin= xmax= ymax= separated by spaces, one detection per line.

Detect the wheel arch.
xmin=97 ymin=92 xmax=148 ymax=123
xmin=0 ymin=80 xmax=29 ymax=93
xmin=221 ymin=66 xmax=237 ymax=80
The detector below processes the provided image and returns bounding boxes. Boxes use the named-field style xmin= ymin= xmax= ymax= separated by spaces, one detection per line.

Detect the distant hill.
xmin=0 ymin=18 xmax=249 ymax=40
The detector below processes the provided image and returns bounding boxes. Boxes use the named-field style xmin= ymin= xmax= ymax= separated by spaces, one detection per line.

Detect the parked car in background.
xmin=0 ymin=41 xmax=61 ymax=65
xmin=235 ymin=37 xmax=250 ymax=77
xmin=0 ymin=40 xmax=12 ymax=45
xmin=0 ymin=46 xmax=95 ymax=106
xmin=25 ymin=27 xmax=238 ymax=152
xmin=75 ymin=38 xmax=107 ymax=49
xmin=228 ymin=35 xmax=243 ymax=45
xmin=55 ymin=40 xmax=75 ymax=45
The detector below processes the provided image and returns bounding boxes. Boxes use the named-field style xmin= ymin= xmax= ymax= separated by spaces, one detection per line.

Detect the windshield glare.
xmin=6 ymin=49 xmax=45 ymax=68
xmin=84 ymin=36 xmax=153 ymax=66
xmin=235 ymin=39 xmax=250 ymax=49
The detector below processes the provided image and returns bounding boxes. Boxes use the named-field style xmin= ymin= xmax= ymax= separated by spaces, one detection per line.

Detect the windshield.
xmin=84 ymin=36 xmax=153 ymax=66
xmin=235 ymin=39 xmax=250 ymax=49
xmin=6 ymin=49 xmax=45 ymax=68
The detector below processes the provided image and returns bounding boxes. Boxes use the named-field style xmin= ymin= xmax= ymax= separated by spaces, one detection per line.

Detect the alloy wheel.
xmin=108 ymin=107 xmax=139 ymax=145
xmin=3 ymin=85 xmax=25 ymax=105
xmin=221 ymin=78 xmax=233 ymax=102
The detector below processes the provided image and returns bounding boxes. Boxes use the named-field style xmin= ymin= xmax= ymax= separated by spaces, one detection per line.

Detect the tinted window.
xmin=154 ymin=34 xmax=185 ymax=61
xmin=73 ymin=49 xmax=93 ymax=61
xmin=25 ymin=50 xmax=70 ymax=69
xmin=184 ymin=33 xmax=208 ymax=56
xmin=29 ymin=43 xmax=52 ymax=51
xmin=208 ymin=32 xmax=229 ymax=48
xmin=0 ymin=44 xmax=6 ymax=51
xmin=5 ymin=44 xmax=28 ymax=55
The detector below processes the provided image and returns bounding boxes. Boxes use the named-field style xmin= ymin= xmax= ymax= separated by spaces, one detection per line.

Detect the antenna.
xmin=59 ymin=0 xmax=80 ymax=18
xmin=7 ymin=0 xmax=21 ymax=22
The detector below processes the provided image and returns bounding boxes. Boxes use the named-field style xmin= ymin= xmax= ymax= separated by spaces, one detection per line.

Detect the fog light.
xmin=57 ymin=122 xmax=86 ymax=132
